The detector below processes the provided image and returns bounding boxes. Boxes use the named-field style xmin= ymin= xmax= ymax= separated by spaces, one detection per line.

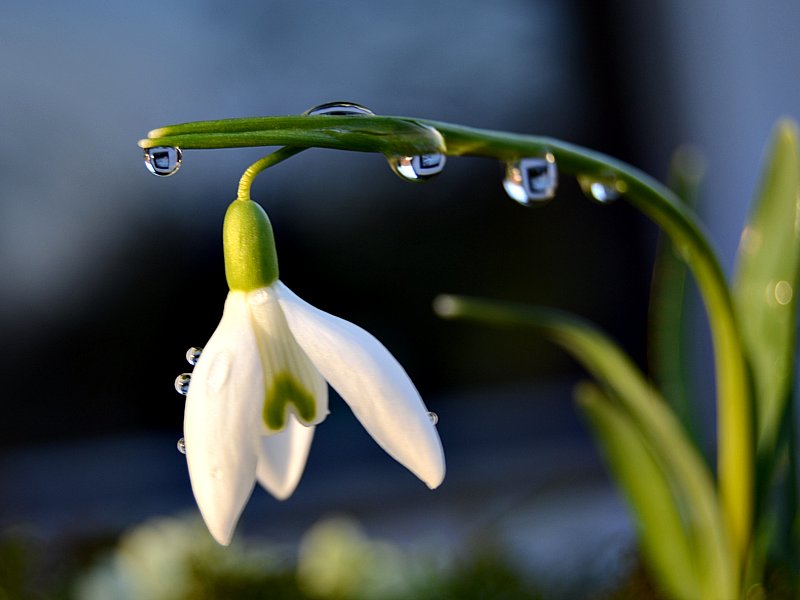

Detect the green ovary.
xmin=263 ymin=371 xmax=316 ymax=430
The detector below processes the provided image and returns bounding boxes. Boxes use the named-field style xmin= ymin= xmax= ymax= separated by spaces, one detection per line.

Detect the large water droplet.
xmin=388 ymin=153 xmax=446 ymax=182
xmin=177 ymin=437 xmax=186 ymax=454
xmin=577 ymin=175 xmax=623 ymax=204
xmin=185 ymin=346 xmax=203 ymax=366
xmin=303 ymin=101 xmax=375 ymax=116
xmin=144 ymin=146 xmax=182 ymax=176
xmin=503 ymin=154 xmax=557 ymax=206
xmin=174 ymin=373 xmax=192 ymax=395
xmin=428 ymin=411 xmax=439 ymax=425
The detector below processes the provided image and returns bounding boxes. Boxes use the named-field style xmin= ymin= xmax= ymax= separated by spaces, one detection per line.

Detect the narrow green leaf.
xmin=139 ymin=115 xmax=446 ymax=156
xmin=648 ymin=146 xmax=705 ymax=444
xmin=732 ymin=119 xmax=800 ymax=454
xmin=576 ymin=381 xmax=698 ymax=600
xmin=435 ymin=294 xmax=737 ymax=597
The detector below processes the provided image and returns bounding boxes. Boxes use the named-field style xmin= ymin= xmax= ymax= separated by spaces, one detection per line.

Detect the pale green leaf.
xmin=435 ymin=294 xmax=737 ymax=597
xmin=733 ymin=119 xmax=800 ymax=453
xmin=576 ymin=381 xmax=697 ymax=600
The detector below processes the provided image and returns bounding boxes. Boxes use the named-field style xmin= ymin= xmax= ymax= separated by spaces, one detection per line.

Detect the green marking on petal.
xmin=263 ymin=371 xmax=316 ymax=431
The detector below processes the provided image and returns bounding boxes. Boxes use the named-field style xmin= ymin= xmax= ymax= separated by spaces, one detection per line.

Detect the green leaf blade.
xmin=436 ymin=294 xmax=737 ymax=597
xmin=733 ymin=119 xmax=800 ymax=452
xmin=577 ymin=381 xmax=698 ymax=600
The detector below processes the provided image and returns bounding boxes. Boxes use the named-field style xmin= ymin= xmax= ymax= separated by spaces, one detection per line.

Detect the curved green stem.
xmin=140 ymin=114 xmax=752 ymax=564
xmin=237 ymin=147 xmax=306 ymax=200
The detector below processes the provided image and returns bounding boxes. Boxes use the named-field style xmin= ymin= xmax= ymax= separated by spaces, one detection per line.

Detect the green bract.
xmin=223 ymin=199 xmax=279 ymax=291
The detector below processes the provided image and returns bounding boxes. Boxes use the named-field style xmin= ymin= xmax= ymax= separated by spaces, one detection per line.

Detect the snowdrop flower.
xmin=184 ymin=198 xmax=445 ymax=545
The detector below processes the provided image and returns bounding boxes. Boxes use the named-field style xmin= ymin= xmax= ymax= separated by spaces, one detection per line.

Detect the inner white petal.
xmin=247 ymin=286 xmax=328 ymax=433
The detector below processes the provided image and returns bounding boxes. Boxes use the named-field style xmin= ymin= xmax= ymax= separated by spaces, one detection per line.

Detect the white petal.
xmin=275 ymin=282 xmax=445 ymax=489
xmin=184 ymin=291 xmax=262 ymax=545
xmin=247 ymin=286 xmax=328 ymax=432
xmin=256 ymin=415 xmax=315 ymax=500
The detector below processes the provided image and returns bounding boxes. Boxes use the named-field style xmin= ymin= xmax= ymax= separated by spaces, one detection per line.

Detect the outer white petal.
xmin=184 ymin=291 xmax=262 ymax=545
xmin=274 ymin=282 xmax=445 ymax=489
xmin=256 ymin=415 xmax=315 ymax=500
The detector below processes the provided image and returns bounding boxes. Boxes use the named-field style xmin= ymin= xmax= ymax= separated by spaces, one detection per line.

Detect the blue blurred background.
xmin=1 ymin=0 xmax=799 ymax=597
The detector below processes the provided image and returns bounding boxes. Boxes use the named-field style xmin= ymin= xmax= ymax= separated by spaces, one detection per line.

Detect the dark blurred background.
xmin=1 ymin=0 xmax=799 ymax=597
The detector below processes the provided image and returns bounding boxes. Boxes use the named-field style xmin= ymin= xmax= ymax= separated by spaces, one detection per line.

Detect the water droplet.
xmin=428 ymin=411 xmax=439 ymax=425
xmin=303 ymin=101 xmax=375 ymax=116
xmin=388 ymin=153 xmax=447 ymax=182
xmin=174 ymin=373 xmax=192 ymax=395
xmin=774 ymin=280 xmax=793 ymax=305
xmin=144 ymin=146 xmax=182 ymax=176
xmin=577 ymin=175 xmax=623 ymax=204
xmin=177 ymin=437 xmax=186 ymax=454
xmin=503 ymin=154 xmax=558 ymax=206
xmin=185 ymin=346 xmax=203 ymax=366
xmin=740 ymin=226 xmax=763 ymax=256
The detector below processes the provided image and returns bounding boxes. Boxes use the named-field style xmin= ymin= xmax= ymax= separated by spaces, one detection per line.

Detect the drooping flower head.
xmin=184 ymin=198 xmax=445 ymax=545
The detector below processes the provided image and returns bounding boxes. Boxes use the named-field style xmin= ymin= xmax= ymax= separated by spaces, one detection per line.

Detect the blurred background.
xmin=1 ymin=0 xmax=799 ymax=598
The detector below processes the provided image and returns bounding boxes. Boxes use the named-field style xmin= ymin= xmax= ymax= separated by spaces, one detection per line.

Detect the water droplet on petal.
xmin=577 ymin=175 xmax=623 ymax=204
xmin=177 ymin=437 xmax=186 ymax=454
xmin=144 ymin=146 xmax=182 ymax=176
xmin=428 ymin=411 xmax=439 ymax=425
xmin=174 ymin=373 xmax=192 ymax=395
xmin=303 ymin=101 xmax=375 ymax=116
xmin=503 ymin=154 xmax=558 ymax=206
xmin=185 ymin=346 xmax=203 ymax=366
xmin=388 ymin=153 xmax=446 ymax=182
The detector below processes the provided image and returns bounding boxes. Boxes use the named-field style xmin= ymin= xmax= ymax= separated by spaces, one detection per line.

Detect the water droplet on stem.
xmin=577 ymin=175 xmax=623 ymax=204
xmin=428 ymin=411 xmax=439 ymax=425
xmin=503 ymin=154 xmax=557 ymax=206
xmin=144 ymin=146 xmax=182 ymax=176
xmin=174 ymin=373 xmax=192 ymax=395
xmin=185 ymin=347 xmax=203 ymax=366
xmin=303 ymin=102 xmax=375 ymax=116
xmin=177 ymin=437 xmax=186 ymax=454
xmin=388 ymin=153 xmax=446 ymax=182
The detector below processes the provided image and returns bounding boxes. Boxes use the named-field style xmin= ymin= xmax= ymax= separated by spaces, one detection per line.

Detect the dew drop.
xmin=774 ymin=280 xmax=793 ymax=306
xmin=144 ymin=146 xmax=182 ymax=176
xmin=185 ymin=346 xmax=203 ymax=366
xmin=177 ymin=437 xmax=186 ymax=454
xmin=174 ymin=373 xmax=192 ymax=395
xmin=428 ymin=411 xmax=439 ymax=425
xmin=503 ymin=154 xmax=558 ymax=206
xmin=388 ymin=153 xmax=446 ymax=182
xmin=577 ymin=175 xmax=623 ymax=204
xmin=303 ymin=101 xmax=375 ymax=116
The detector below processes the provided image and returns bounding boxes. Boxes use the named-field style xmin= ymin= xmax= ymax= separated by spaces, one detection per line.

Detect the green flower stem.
xmin=237 ymin=147 xmax=306 ymax=201
xmin=140 ymin=114 xmax=752 ymax=563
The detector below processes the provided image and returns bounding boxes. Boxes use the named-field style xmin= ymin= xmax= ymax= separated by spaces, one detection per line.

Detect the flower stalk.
xmin=142 ymin=108 xmax=800 ymax=600
xmin=141 ymin=113 xmax=752 ymax=565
